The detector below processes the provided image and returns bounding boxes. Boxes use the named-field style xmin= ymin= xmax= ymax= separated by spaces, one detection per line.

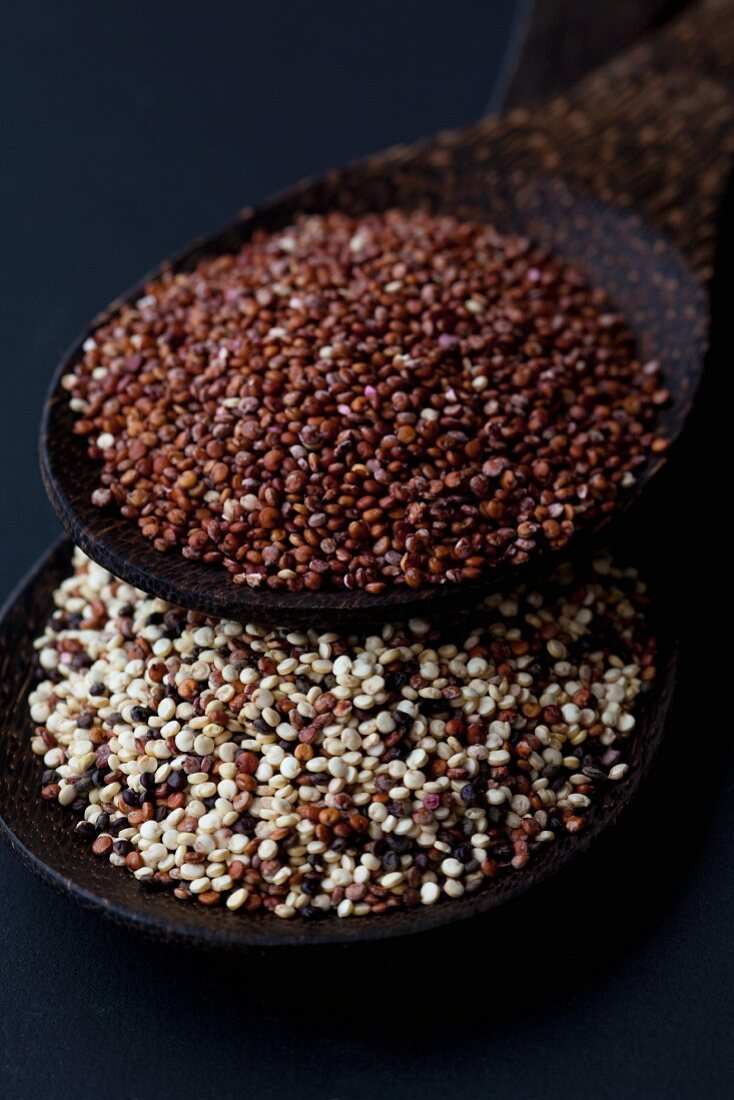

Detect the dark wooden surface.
xmin=0 ymin=536 xmax=678 ymax=947
xmin=39 ymin=0 xmax=733 ymax=627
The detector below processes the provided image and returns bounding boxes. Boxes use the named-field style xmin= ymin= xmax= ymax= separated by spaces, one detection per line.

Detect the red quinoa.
xmin=65 ymin=209 xmax=668 ymax=593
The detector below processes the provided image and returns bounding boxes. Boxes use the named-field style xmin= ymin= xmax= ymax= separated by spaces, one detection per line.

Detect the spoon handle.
xmin=439 ymin=0 xmax=734 ymax=279
xmin=497 ymin=0 xmax=672 ymax=111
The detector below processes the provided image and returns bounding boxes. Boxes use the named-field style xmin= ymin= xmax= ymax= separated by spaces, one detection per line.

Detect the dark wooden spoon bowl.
xmin=0 ymin=536 xmax=677 ymax=947
xmin=40 ymin=0 xmax=734 ymax=626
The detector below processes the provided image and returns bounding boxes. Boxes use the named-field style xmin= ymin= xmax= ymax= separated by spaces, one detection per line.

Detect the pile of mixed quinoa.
xmin=28 ymin=550 xmax=656 ymax=919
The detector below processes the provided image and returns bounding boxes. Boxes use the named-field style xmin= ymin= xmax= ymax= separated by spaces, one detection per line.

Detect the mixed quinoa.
xmin=28 ymin=550 xmax=656 ymax=919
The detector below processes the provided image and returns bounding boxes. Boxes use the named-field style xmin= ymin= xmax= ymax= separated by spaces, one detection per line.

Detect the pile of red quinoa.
xmin=65 ymin=209 xmax=668 ymax=593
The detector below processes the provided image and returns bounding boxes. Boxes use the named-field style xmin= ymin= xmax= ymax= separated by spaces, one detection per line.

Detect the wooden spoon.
xmin=40 ymin=0 xmax=734 ymax=625
xmin=0 ymin=535 xmax=678 ymax=947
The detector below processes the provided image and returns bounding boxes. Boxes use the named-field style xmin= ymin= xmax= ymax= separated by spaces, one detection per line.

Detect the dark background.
xmin=1 ymin=2 xmax=732 ymax=1097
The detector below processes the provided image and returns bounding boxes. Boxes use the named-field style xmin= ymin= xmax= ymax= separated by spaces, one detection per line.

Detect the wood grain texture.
xmin=471 ymin=0 xmax=734 ymax=278
xmin=39 ymin=0 xmax=731 ymax=626
xmin=497 ymin=0 xmax=681 ymax=110
xmin=0 ymin=536 xmax=678 ymax=947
